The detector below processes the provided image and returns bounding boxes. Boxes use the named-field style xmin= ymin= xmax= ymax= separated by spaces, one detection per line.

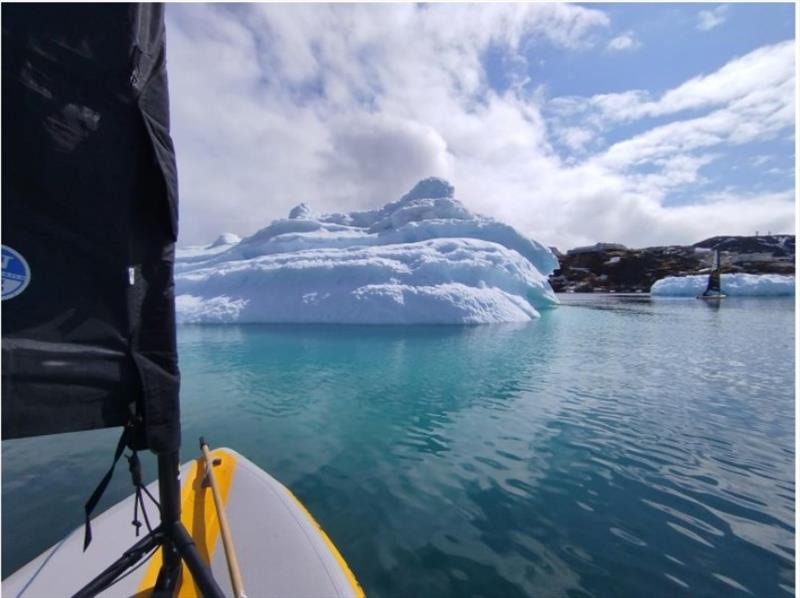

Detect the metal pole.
xmin=155 ymin=450 xmax=226 ymax=598
xmin=171 ymin=523 xmax=226 ymax=598
xmin=72 ymin=451 xmax=226 ymax=598
xmin=72 ymin=529 xmax=164 ymax=598
xmin=153 ymin=451 xmax=182 ymax=595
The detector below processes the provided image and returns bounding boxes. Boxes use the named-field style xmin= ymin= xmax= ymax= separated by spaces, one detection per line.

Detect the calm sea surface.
xmin=2 ymin=295 xmax=795 ymax=596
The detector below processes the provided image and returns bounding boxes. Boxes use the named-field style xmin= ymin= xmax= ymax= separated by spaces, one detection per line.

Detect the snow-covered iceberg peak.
xmin=398 ymin=177 xmax=454 ymax=202
xmin=176 ymin=179 xmax=559 ymax=324
xmin=366 ymin=178 xmax=469 ymax=234
xmin=175 ymin=232 xmax=241 ymax=265
xmin=288 ymin=203 xmax=313 ymax=220
xmin=208 ymin=232 xmax=241 ymax=248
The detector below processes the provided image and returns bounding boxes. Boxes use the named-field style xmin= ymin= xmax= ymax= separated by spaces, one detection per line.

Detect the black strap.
xmin=83 ymin=427 xmax=129 ymax=551
xmin=127 ymin=450 xmax=157 ymax=537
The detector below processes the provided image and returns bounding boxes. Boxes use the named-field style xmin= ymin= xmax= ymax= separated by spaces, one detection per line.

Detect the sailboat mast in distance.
xmin=700 ymin=249 xmax=725 ymax=299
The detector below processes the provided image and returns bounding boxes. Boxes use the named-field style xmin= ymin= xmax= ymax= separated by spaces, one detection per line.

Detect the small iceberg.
xmin=175 ymin=178 xmax=559 ymax=324
xmin=651 ymin=273 xmax=795 ymax=297
xmin=176 ymin=232 xmax=241 ymax=265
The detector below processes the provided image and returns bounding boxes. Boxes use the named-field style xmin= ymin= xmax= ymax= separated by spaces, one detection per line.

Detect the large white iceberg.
xmin=175 ymin=178 xmax=559 ymax=324
xmin=651 ymin=273 xmax=795 ymax=296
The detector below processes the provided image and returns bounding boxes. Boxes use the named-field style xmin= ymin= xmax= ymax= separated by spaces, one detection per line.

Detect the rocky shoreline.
xmin=549 ymin=235 xmax=795 ymax=294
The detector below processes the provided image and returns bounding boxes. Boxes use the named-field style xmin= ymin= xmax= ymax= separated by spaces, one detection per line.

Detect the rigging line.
xmin=101 ymin=545 xmax=159 ymax=591
xmin=140 ymin=484 xmax=161 ymax=509
xmin=128 ymin=451 xmax=146 ymax=537
xmin=132 ymin=488 xmax=143 ymax=537
xmin=138 ymin=490 xmax=154 ymax=536
xmin=125 ymin=449 xmax=158 ymax=539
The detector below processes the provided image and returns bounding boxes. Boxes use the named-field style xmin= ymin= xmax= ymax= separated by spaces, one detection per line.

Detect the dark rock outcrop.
xmin=549 ymin=235 xmax=794 ymax=293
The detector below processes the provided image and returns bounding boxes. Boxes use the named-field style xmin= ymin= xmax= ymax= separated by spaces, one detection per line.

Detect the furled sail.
xmin=702 ymin=250 xmax=723 ymax=296
xmin=2 ymin=3 xmax=180 ymax=453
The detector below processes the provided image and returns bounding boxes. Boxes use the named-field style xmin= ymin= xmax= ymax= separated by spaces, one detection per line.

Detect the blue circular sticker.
xmin=2 ymin=245 xmax=31 ymax=300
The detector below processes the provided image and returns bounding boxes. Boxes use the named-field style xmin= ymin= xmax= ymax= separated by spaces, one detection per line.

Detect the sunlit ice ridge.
xmin=175 ymin=178 xmax=559 ymax=324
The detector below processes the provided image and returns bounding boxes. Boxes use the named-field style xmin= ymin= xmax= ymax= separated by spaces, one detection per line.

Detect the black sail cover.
xmin=2 ymin=4 xmax=180 ymax=453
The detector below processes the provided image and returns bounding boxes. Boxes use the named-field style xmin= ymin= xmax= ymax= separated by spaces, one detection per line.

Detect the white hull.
xmin=3 ymin=448 xmax=363 ymax=597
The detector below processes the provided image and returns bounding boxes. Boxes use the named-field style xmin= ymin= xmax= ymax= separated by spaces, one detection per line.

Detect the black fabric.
xmin=2 ymin=3 xmax=180 ymax=453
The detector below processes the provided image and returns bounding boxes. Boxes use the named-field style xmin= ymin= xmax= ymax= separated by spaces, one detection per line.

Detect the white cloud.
xmin=320 ymin=114 xmax=454 ymax=211
xmin=596 ymin=78 xmax=795 ymax=171
xmin=606 ymin=31 xmax=640 ymax=52
xmin=557 ymin=127 xmax=595 ymax=152
xmin=697 ymin=5 xmax=729 ymax=31
xmin=165 ymin=5 xmax=795 ymax=252
xmin=166 ymin=3 xmax=609 ymax=244
xmin=563 ymin=41 xmax=795 ymax=124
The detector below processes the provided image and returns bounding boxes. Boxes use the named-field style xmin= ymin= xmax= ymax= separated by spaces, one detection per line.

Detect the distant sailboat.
xmin=699 ymin=249 xmax=726 ymax=300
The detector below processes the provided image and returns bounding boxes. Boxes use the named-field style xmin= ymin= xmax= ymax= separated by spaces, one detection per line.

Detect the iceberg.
xmin=176 ymin=232 xmax=241 ymax=266
xmin=651 ymin=273 xmax=795 ymax=297
xmin=176 ymin=178 xmax=559 ymax=324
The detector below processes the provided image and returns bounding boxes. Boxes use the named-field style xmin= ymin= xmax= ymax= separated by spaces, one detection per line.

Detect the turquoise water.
xmin=2 ymin=295 xmax=795 ymax=596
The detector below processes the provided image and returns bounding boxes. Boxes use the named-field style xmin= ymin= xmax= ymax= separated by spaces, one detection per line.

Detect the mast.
xmin=2 ymin=4 xmax=223 ymax=595
xmin=703 ymin=249 xmax=723 ymax=296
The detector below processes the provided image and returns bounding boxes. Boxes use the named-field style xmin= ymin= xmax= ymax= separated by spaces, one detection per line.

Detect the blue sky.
xmin=166 ymin=3 xmax=795 ymax=250
xmin=535 ymin=4 xmax=794 ymax=96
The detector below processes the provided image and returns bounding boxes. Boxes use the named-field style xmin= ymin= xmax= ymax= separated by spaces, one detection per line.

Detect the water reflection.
xmin=2 ymin=298 xmax=794 ymax=597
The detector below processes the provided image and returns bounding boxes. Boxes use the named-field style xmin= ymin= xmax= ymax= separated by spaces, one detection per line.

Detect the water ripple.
xmin=2 ymin=298 xmax=794 ymax=597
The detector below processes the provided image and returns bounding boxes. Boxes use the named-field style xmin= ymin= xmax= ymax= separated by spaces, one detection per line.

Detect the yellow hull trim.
xmin=136 ymin=448 xmax=238 ymax=597
xmin=285 ymin=488 xmax=365 ymax=598
xmin=134 ymin=448 xmax=363 ymax=597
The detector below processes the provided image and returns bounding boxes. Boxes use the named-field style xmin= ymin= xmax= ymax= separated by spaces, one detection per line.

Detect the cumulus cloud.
xmin=165 ymin=4 xmax=794 ymax=251
xmin=557 ymin=126 xmax=596 ymax=152
xmin=321 ymin=114 xmax=454 ymax=211
xmin=557 ymin=41 xmax=795 ymax=124
xmin=697 ymin=5 xmax=729 ymax=31
xmin=166 ymin=3 xmax=608 ymax=244
xmin=606 ymin=31 xmax=640 ymax=52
